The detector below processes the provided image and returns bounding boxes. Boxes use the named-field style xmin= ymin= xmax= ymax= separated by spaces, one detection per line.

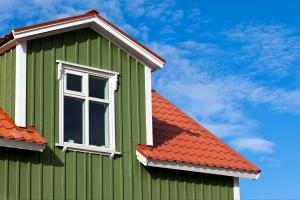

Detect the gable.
xmin=0 ymin=10 xmax=165 ymax=70
xmin=26 ymin=27 xmax=149 ymax=147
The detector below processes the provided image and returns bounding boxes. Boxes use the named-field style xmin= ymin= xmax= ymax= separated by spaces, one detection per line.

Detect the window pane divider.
xmin=84 ymin=73 xmax=89 ymax=146
xmin=88 ymin=97 xmax=110 ymax=104
xmin=64 ymin=93 xmax=86 ymax=100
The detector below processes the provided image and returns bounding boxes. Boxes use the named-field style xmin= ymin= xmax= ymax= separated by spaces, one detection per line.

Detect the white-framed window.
xmin=56 ymin=60 xmax=120 ymax=156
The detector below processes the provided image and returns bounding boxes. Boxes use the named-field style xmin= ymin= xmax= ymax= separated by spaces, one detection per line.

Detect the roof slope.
xmin=136 ymin=91 xmax=260 ymax=174
xmin=0 ymin=109 xmax=46 ymax=145
xmin=0 ymin=10 xmax=165 ymax=64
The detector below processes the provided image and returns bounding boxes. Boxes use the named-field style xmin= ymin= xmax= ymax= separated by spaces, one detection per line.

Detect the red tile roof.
xmin=0 ymin=109 xmax=47 ymax=145
xmin=0 ymin=10 xmax=165 ymax=63
xmin=136 ymin=91 xmax=260 ymax=174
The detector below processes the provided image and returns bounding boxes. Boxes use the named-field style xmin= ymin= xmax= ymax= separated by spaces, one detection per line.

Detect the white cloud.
xmin=230 ymin=138 xmax=275 ymax=154
xmin=259 ymin=156 xmax=281 ymax=167
xmin=150 ymin=40 xmax=300 ymax=155
xmin=0 ymin=0 xmax=125 ymax=34
xmin=226 ymin=24 xmax=300 ymax=77
xmin=3 ymin=1 xmax=299 ymax=157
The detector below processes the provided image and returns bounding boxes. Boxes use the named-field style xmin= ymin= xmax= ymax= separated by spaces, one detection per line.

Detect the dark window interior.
xmin=89 ymin=76 xmax=107 ymax=99
xmin=67 ymin=73 xmax=82 ymax=92
xmin=64 ymin=97 xmax=84 ymax=144
xmin=89 ymin=101 xmax=107 ymax=147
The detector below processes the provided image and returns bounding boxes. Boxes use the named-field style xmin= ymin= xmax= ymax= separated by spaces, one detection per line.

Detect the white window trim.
xmin=136 ymin=150 xmax=260 ymax=180
xmin=56 ymin=60 xmax=119 ymax=157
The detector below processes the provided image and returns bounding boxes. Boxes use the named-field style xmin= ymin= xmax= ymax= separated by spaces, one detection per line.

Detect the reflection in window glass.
xmin=64 ymin=97 xmax=84 ymax=144
xmin=67 ymin=73 xmax=82 ymax=92
xmin=89 ymin=101 xmax=108 ymax=147
xmin=89 ymin=76 xmax=108 ymax=99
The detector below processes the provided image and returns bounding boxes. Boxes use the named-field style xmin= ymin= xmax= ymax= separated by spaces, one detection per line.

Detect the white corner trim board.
xmin=136 ymin=150 xmax=260 ymax=180
xmin=15 ymin=41 xmax=27 ymax=127
xmin=234 ymin=177 xmax=240 ymax=200
xmin=144 ymin=66 xmax=153 ymax=146
xmin=8 ymin=15 xmax=165 ymax=70
xmin=0 ymin=138 xmax=46 ymax=152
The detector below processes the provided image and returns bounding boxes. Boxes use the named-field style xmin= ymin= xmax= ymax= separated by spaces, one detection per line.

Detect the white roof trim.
xmin=0 ymin=39 xmax=16 ymax=54
xmin=136 ymin=150 xmax=260 ymax=180
xmin=9 ymin=16 xmax=164 ymax=70
xmin=0 ymin=138 xmax=46 ymax=152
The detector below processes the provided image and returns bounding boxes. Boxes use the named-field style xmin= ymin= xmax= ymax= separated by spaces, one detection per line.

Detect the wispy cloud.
xmin=2 ymin=1 xmax=299 ymax=157
xmin=150 ymin=38 xmax=300 ymax=155
xmin=0 ymin=0 xmax=126 ymax=34
xmin=230 ymin=138 xmax=275 ymax=154
xmin=259 ymin=156 xmax=281 ymax=168
xmin=226 ymin=24 xmax=300 ymax=77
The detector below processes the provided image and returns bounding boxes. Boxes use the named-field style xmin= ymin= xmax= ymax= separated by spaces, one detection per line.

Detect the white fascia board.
xmin=0 ymin=138 xmax=46 ymax=152
xmin=136 ymin=150 xmax=260 ymax=180
xmin=91 ymin=17 xmax=164 ymax=69
xmin=144 ymin=67 xmax=153 ymax=146
xmin=234 ymin=177 xmax=240 ymax=200
xmin=12 ymin=17 xmax=94 ymax=40
xmin=0 ymin=39 xmax=17 ymax=54
xmin=15 ymin=41 xmax=27 ymax=127
xmin=11 ymin=16 xmax=164 ymax=70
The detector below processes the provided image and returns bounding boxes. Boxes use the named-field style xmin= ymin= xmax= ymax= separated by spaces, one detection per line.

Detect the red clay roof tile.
xmin=136 ymin=91 xmax=260 ymax=174
xmin=0 ymin=109 xmax=47 ymax=145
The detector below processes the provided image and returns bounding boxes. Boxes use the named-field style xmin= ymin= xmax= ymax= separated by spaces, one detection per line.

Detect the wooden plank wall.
xmin=0 ymin=28 xmax=234 ymax=200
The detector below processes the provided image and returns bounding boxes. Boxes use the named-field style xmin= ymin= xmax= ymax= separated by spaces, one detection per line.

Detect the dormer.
xmin=0 ymin=10 xmax=163 ymax=154
xmin=0 ymin=10 xmax=260 ymax=200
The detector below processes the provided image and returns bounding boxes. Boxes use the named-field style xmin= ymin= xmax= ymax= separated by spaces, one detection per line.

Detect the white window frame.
xmin=55 ymin=60 xmax=120 ymax=157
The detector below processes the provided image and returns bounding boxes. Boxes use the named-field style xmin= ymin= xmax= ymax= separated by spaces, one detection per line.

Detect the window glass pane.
xmin=64 ymin=97 xmax=84 ymax=144
xmin=89 ymin=76 xmax=108 ymax=99
xmin=67 ymin=73 xmax=82 ymax=92
xmin=89 ymin=101 xmax=109 ymax=147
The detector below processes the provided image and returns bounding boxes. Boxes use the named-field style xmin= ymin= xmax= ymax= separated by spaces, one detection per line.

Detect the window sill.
xmin=55 ymin=143 xmax=121 ymax=158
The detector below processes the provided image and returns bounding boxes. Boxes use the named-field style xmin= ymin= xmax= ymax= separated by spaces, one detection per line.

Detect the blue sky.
xmin=1 ymin=0 xmax=300 ymax=199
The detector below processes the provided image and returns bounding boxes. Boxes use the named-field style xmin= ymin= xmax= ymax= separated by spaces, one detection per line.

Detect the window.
xmin=56 ymin=61 xmax=119 ymax=155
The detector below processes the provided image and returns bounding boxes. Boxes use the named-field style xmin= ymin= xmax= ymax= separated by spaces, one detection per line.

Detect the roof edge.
xmin=150 ymin=90 xmax=261 ymax=172
xmin=0 ymin=138 xmax=46 ymax=152
xmin=136 ymin=150 xmax=260 ymax=180
xmin=1 ymin=10 xmax=165 ymax=69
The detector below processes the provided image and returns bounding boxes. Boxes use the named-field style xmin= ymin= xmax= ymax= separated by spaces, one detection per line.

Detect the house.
xmin=0 ymin=10 xmax=260 ymax=200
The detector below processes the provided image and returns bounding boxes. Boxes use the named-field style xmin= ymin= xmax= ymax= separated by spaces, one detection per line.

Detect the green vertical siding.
xmin=0 ymin=28 xmax=234 ymax=200
xmin=0 ymin=48 xmax=16 ymax=119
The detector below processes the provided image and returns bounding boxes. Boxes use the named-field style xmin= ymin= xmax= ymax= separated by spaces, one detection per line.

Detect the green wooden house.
xmin=0 ymin=10 xmax=260 ymax=200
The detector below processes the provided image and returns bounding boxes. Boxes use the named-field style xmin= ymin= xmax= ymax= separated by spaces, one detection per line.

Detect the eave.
xmin=136 ymin=150 xmax=260 ymax=180
xmin=0 ymin=138 xmax=46 ymax=152
xmin=0 ymin=10 xmax=165 ymax=70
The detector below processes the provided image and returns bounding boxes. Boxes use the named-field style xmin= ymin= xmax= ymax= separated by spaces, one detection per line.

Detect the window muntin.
xmin=62 ymin=67 xmax=114 ymax=149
